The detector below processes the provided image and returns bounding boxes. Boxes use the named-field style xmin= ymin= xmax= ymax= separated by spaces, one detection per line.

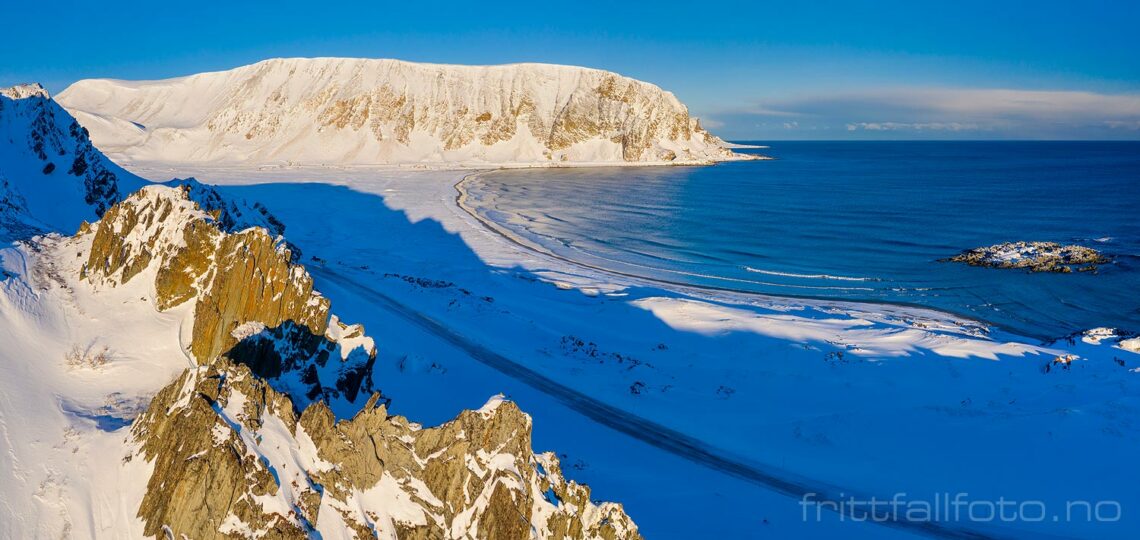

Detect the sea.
xmin=461 ymin=141 xmax=1140 ymax=340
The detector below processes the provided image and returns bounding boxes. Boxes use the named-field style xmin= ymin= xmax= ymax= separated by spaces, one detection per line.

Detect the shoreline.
xmin=452 ymin=169 xmax=1059 ymax=343
xmin=127 ymin=159 xmax=1110 ymax=345
xmin=100 ymin=150 xmax=769 ymax=174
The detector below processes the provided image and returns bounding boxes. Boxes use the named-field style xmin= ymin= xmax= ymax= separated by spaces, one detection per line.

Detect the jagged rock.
xmin=81 ymin=185 xmax=373 ymax=410
xmin=165 ymin=177 xmax=287 ymax=237
xmin=57 ymin=58 xmax=756 ymax=165
xmin=944 ymin=241 xmax=1110 ymax=273
xmin=0 ymin=82 xmax=51 ymax=100
xmin=134 ymin=360 xmax=641 ymax=540
xmin=1 ymin=83 xmax=281 ymax=245
xmin=0 ymin=83 xmax=129 ymax=232
xmin=10 ymin=137 xmax=638 ymax=538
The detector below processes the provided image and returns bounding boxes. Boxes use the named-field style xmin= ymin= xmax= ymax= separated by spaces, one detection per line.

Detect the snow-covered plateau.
xmin=1 ymin=68 xmax=1138 ymax=540
xmin=56 ymin=58 xmax=757 ymax=167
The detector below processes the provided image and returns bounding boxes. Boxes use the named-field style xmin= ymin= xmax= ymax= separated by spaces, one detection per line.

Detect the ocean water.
xmin=462 ymin=142 xmax=1140 ymax=339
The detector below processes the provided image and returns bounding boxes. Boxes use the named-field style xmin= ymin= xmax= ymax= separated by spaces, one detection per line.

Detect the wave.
xmin=744 ymin=266 xmax=880 ymax=282
xmin=564 ymin=245 xmax=877 ymax=292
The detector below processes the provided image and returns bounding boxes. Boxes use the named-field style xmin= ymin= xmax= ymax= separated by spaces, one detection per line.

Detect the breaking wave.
xmin=743 ymin=266 xmax=879 ymax=282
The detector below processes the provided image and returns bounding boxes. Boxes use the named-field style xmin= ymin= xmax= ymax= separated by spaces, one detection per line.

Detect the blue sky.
xmin=3 ymin=0 xmax=1138 ymax=139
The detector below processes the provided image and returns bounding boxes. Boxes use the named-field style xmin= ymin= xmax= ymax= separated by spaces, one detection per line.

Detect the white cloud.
xmin=712 ymin=87 xmax=1140 ymax=139
xmin=757 ymin=88 xmax=1140 ymax=120
xmin=845 ymin=121 xmax=983 ymax=132
xmin=1105 ymin=120 xmax=1140 ymax=130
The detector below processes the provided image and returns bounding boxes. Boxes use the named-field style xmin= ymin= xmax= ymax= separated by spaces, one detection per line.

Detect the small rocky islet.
xmin=944 ymin=241 xmax=1110 ymax=273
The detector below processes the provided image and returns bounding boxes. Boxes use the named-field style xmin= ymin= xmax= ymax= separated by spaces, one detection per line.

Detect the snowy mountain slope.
xmin=0 ymin=83 xmax=141 ymax=239
xmin=57 ymin=58 xmax=751 ymax=166
xmin=0 ymin=182 xmax=371 ymax=537
xmin=0 ymin=232 xmax=190 ymax=538
xmin=0 ymin=184 xmax=640 ymax=539
xmin=0 ymin=173 xmax=44 ymax=239
xmin=80 ymin=185 xmax=377 ymax=413
xmin=0 ymin=83 xmax=298 ymax=247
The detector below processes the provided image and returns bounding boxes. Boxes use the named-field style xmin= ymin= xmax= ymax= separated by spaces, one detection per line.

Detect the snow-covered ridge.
xmin=57 ymin=57 xmax=754 ymax=166
xmin=80 ymin=184 xmax=375 ymax=411
xmin=0 ymin=83 xmax=141 ymax=238
xmin=0 ymin=180 xmax=640 ymax=538
xmin=134 ymin=360 xmax=640 ymax=539
xmin=0 ymin=83 xmax=50 ymax=100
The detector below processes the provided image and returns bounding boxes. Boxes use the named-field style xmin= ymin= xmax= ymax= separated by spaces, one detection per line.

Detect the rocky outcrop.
xmin=166 ymin=177 xmax=286 ymax=237
xmin=0 ymin=83 xmax=133 ymax=233
xmin=7 ymin=148 xmax=639 ymax=538
xmin=58 ymin=58 xmax=754 ymax=165
xmin=76 ymin=185 xmax=639 ymax=538
xmin=81 ymin=185 xmax=373 ymax=410
xmin=133 ymin=360 xmax=640 ymax=539
xmin=944 ymin=241 xmax=1110 ymax=273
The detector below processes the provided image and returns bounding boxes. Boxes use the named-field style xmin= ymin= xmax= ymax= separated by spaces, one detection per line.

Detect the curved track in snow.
xmin=310 ymin=266 xmax=1003 ymax=540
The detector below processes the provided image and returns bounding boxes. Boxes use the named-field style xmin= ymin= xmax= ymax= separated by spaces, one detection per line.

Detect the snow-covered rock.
xmin=0 ymin=83 xmax=141 ymax=238
xmin=944 ymin=241 xmax=1109 ymax=273
xmin=1 ymin=84 xmax=290 ymax=246
xmin=163 ymin=177 xmax=286 ymax=236
xmin=57 ymin=57 xmax=752 ymax=166
xmin=81 ymin=185 xmax=372 ymax=411
xmin=134 ymin=360 xmax=641 ymax=539
xmin=1121 ymin=336 xmax=1140 ymax=353
xmin=0 ymin=182 xmax=640 ymax=539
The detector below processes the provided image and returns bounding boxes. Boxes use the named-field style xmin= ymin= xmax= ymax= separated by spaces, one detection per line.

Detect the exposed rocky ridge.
xmin=58 ymin=57 xmax=754 ymax=165
xmin=0 ymin=83 xmax=135 ymax=235
xmin=72 ymin=185 xmax=639 ymax=538
xmin=80 ymin=185 xmax=373 ymax=410
xmin=0 ymin=84 xmax=286 ymax=245
xmin=166 ymin=177 xmax=287 ymax=237
xmin=945 ymin=241 xmax=1110 ymax=273
xmin=134 ymin=359 xmax=641 ymax=539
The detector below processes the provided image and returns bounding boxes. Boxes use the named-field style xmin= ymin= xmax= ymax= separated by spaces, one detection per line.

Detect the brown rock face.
xmin=133 ymin=365 xmax=304 ymax=540
xmin=134 ymin=361 xmax=641 ymax=540
xmin=186 ymin=228 xmax=329 ymax=363
xmin=80 ymin=184 xmax=638 ymax=539
xmin=82 ymin=185 xmax=374 ymax=409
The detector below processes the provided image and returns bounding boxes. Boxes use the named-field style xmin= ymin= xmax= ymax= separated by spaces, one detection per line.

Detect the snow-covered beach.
xmin=111 ymin=162 xmax=1140 ymax=538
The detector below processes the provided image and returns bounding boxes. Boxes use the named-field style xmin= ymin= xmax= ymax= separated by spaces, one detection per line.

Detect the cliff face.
xmin=134 ymin=361 xmax=641 ymax=539
xmin=68 ymin=185 xmax=640 ymax=538
xmin=58 ymin=57 xmax=747 ymax=165
xmin=0 ymin=83 xmax=138 ymax=237
xmin=81 ymin=185 xmax=373 ymax=410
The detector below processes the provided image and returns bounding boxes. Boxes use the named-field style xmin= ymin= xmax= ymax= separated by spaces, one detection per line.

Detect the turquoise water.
xmin=463 ymin=142 xmax=1140 ymax=339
